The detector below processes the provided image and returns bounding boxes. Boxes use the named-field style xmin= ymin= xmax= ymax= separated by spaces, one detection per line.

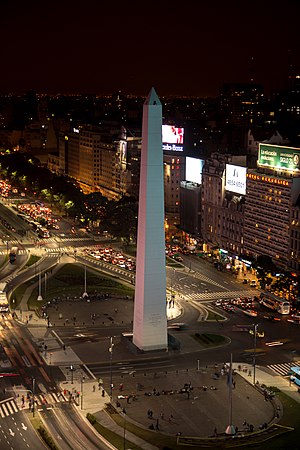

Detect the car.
xmin=214 ymin=300 xmax=222 ymax=307
xmin=168 ymin=322 xmax=188 ymax=330
xmin=264 ymin=315 xmax=281 ymax=322
xmin=291 ymin=314 xmax=300 ymax=322
xmin=243 ymin=309 xmax=258 ymax=317
xmin=250 ymin=280 xmax=258 ymax=287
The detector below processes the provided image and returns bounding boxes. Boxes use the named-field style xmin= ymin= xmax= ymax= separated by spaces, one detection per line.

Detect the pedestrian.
xmin=119 ymin=383 xmax=124 ymax=391
xmin=102 ymin=389 xmax=105 ymax=397
xmin=233 ymin=380 xmax=236 ymax=389
xmin=93 ymin=385 xmax=96 ymax=392
xmin=214 ymin=427 xmax=217 ymax=437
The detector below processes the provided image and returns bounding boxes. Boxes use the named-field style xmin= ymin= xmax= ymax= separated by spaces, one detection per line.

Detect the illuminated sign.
xmin=119 ymin=140 xmax=127 ymax=165
xmin=162 ymin=125 xmax=184 ymax=152
xmin=225 ymin=164 xmax=247 ymax=195
xmin=186 ymin=157 xmax=204 ymax=184
xmin=258 ymin=144 xmax=300 ymax=172
xmin=247 ymin=173 xmax=290 ymax=186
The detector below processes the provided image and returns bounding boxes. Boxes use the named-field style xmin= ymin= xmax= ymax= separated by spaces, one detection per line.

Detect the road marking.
xmin=2 ymin=404 xmax=9 ymax=416
xmin=82 ymin=364 xmax=96 ymax=380
xmin=11 ymin=402 xmax=18 ymax=413
xmin=5 ymin=402 xmax=13 ymax=414
xmin=0 ymin=397 xmax=14 ymax=404
xmin=21 ymin=356 xmax=31 ymax=367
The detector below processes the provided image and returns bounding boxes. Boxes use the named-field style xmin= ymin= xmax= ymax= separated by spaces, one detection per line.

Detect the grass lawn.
xmin=205 ymin=309 xmax=225 ymax=321
xmin=11 ymin=278 xmax=37 ymax=309
xmin=0 ymin=255 xmax=8 ymax=269
xmin=24 ymin=254 xmax=41 ymax=268
xmin=192 ymin=333 xmax=228 ymax=347
xmin=267 ymin=391 xmax=300 ymax=449
xmin=27 ymin=263 xmax=134 ymax=310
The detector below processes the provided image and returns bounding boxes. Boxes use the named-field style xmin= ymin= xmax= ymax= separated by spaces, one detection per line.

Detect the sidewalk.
xmin=232 ymin=362 xmax=300 ymax=404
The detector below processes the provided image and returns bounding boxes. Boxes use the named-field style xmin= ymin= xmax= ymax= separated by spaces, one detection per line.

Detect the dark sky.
xmin=1 ymin=0 xmax=299 ymax=97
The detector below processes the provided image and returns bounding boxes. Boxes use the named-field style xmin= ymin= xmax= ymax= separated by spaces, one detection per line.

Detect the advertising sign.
xmin=162 ymin=125 xmax=184 ymax=152
xmin=258 ymin=144 xmax=300 ymax=172
xmin=119 ymin=140 xmax=127 ymax=165
xmin=186 ymin=157 xmax=204 ymax=184
xmin=225 ymin=164 xmax=247 ymax=195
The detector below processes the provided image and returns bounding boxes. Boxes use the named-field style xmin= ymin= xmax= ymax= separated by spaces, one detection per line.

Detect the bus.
xmin=9 ymin=246 xmax=18 ymax=263
xmin=38 ymin=227 xmax=50 ymax=239
xmin=259 ymin=292 xmax=290 ymax=315
xmin=0 ymin=283 xmax=9 ymax=312
xmin=290 ymin=366 xmax=300 ymax=387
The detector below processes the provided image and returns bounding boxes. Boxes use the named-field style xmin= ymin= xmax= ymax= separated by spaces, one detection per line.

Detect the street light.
xmin=122 ymin=408 xmax=126 ymax=450
xmin=109 ymin=337 xmax=114 ymax=400
xmin=81 ymin=376 xmax=85 ymax=410
xmin=253 ymin=323 xmax=258 ymax=385
xmin=70 ymin=365 xmax=75 ymax=384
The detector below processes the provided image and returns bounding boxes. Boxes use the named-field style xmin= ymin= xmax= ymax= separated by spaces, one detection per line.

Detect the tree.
xmin=101 ymin=198 xmax=138 ymax=244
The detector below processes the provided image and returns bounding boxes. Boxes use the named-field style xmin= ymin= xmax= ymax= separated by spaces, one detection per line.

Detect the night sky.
xmin=1 ymin=0 xmax=299 ymax=97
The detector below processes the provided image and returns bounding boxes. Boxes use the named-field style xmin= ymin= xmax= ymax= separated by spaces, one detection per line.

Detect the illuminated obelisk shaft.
xmin=133 ymin=88 xmax=167 ymax=351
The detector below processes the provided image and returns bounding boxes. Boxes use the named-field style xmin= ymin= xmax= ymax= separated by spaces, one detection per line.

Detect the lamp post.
xmin=37 ymin=272 xmax=43 ymax=302
xmin=82 ymin=265 xmax=88 ymax=299
xmin=109 ymin=337 xmax=114 ymax=400
xmin=81 ymin=376 xmax=85 ymax=410
xmin=70 ymin=365 xmax=75 ymax=384
xmin=253 ymin=323 xmax=258 ymax=385
xmin=44 ymin=272 xmax=47 ymax=302
xmin=32 ymin=378 xmax=36 ymax=417
xmin=122 ymin=408 xmax=126 ymax=450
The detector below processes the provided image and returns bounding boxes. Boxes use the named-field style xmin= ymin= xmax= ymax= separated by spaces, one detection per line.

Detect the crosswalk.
xmin=183 ymin=290 xmax=257 ymax=301
xmin=267 ymin=361 xmax=300 ymax=377
xmin=0 ymin=248 xmax=27 ymax=256
xmin=0 ymin=391 xmax=69 ymax=418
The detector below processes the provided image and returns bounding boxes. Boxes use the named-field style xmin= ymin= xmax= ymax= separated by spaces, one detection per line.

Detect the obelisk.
xmin=133 ymin=88 xmax=168 ymax=351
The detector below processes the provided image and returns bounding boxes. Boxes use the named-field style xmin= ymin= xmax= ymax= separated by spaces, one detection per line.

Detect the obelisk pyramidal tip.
xmin=132 ymin=88 xmax=168 ymax=351
xmin=145 ymin=87 xmax=161 ymax=106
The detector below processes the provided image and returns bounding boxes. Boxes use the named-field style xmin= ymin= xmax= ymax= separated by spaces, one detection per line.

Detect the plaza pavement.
xmin=11 ymin=254 xmax=300 ymax=448
xmin=13 ymin=298 xmax=300 ymax=450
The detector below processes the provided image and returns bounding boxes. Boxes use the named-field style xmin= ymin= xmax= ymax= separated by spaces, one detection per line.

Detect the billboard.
xmin=186 ymin=157 xmax=204 ymax=184
xmin=258 ymin=144 xmax=300 ymax=172
xmin=162 ymin=125 xmax=184 ymax=152
xmin=225 ymin=164 xmax=247 ymax=195
xmin=119 ymin=140 xmax=127 ymax=165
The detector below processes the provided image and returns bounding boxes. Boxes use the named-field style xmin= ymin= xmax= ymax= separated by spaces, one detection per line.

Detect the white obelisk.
xmin=133 ymin=88 xmax=168 ymax=351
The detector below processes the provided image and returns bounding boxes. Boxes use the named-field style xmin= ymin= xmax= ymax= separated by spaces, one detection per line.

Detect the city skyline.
xmin=1 ymin=1 xmax=299 ymax=97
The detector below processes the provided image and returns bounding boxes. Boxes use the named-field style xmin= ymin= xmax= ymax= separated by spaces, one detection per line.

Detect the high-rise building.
xmin=243 ymin=143 xmax=300 ymax=269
